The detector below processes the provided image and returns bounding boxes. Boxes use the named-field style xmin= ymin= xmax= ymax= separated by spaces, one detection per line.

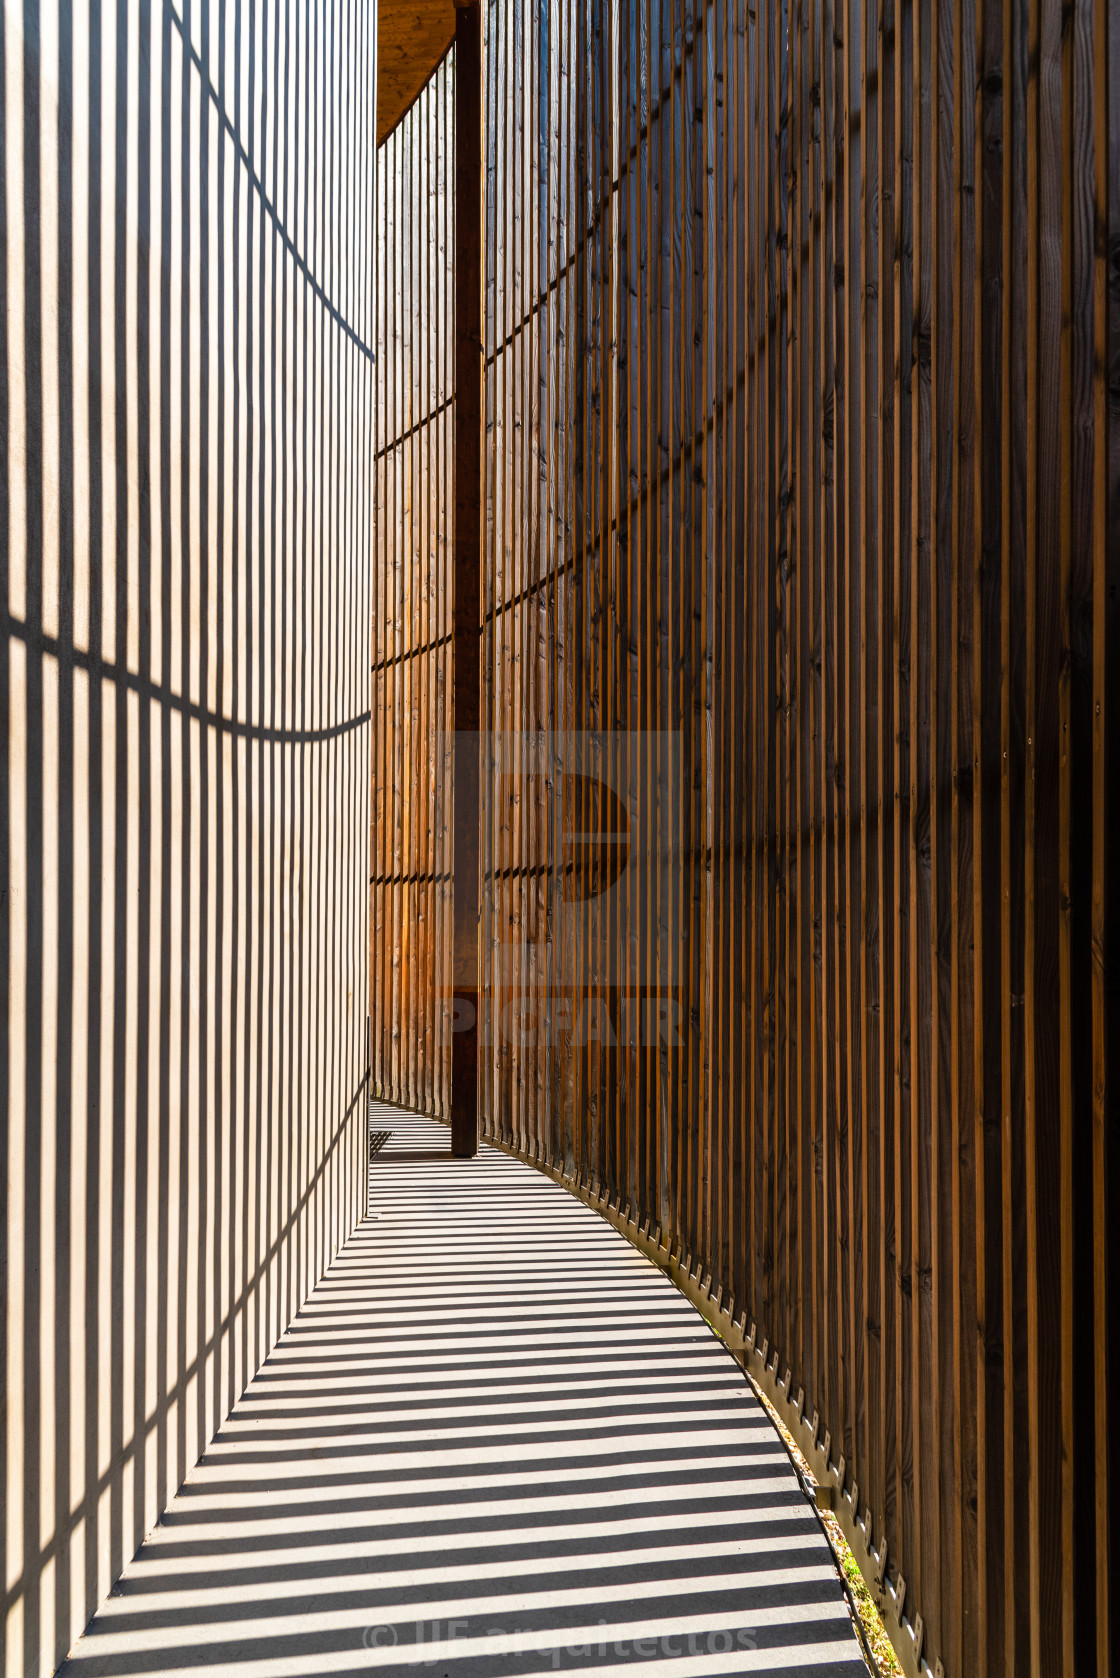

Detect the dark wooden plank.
xmin=739 ymin=0 xmax=759 ymax=1325
xmin=1089 ymin=0 xmax=1117 ymax=1668
xmin=820 ymin=0 xmax=841 ymax=1485
xmin=1058 ymin=0 xmax=1101 ymax=1662
xmin=451 ymin=0 xmax=483 ymax=1157
xmin=1024 ymin=0 xmax=1065 ymax=1658
xmin=933 ymin=0 xmax=956 ymax=1651
xmin=974 ymin=0 xmax=1007 ymax=1657
xmin=444 ymin=56 xmax=457 ymax=1118
xmin=952 ymin=0 xmax=981 ymax=1662
xmin=785 ymin=0 xmax=804 ymax=1387
xmin=861 ymin=0 xmax=882 ymax=1539
xmin=406 ymin=98 xmax=421 ymax=1109
xmin=837 ymin=0 xmax=860 ymax=1505
xmin=808 ymin=0 xmax=826 ymax=1438
xmin=697 ymin=0 xmax=715 ymax=1286
xmin=911 ymin=0 xmax=938 ymax=1625
xmin=795 ymin=0 xmax=816 ymax=1415
xmin=1004 ymin=0 xmax=1032 ymax=1656
xmin=396 ymin=111 xmax=409 ymax=1106
xmin=775 ymin=0 xmax=792 ymax=1373
xmin=480 ymin=0 xmax=496 ymax=1141
xmin=559 ymin=0 xmax=579 ymax=1181
xmin=876 ymin=0 xmax=900 ymax=1590
xmin=895 ymin=0 xmax=916 ymax=1591
xmin=750 ymin=0 xmax=770 ymax=1362
xmin=441 ymin=59 xmax=455 ymax=1118
xmin=500 ymin=21 xmax=510 ymax=1146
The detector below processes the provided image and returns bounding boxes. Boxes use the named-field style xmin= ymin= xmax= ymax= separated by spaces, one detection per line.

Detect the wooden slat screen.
xmin=372 ymin=54 xmax=455 ymax=1118
xmin=372 ymin=0 xmax=1118 ymax=1670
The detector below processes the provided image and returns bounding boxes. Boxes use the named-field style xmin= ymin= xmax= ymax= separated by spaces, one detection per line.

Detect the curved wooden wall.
xmin=371 ymin=56 xmax=455 ymax=1116
xmin=372 ymin=0 xmax=1119 ymax=1671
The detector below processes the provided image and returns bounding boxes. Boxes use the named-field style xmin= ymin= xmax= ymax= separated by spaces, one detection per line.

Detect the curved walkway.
xmin=61 ymin=1110 xmax=868 ymax=1677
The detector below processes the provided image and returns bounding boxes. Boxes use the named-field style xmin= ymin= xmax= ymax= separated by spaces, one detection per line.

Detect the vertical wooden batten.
xmin=369 ymin=0 xmax=1120 ymax=1669
xmin=451 ymin=0 xmax=482 ymax=1156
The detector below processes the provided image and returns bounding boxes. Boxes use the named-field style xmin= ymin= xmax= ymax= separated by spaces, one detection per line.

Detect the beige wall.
xmin=1 ymin=2 xmax=375 ymax=1672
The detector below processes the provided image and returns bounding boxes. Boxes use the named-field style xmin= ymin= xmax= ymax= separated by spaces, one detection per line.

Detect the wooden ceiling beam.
xmin=377 ymin=0 xmax=456 ymax=145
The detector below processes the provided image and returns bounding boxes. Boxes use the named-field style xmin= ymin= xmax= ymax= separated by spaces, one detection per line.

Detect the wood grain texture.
xmin=372 ymin=57 xmax=455 ymax=1122
xmin=378 ymin=0 xmax=457 ymax=145
xmin=372 ymin=0 xmax=1120 ymax=1669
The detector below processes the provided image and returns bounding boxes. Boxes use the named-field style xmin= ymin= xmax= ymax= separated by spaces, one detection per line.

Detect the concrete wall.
xmin=0 ymin=2 xmax=375 ymax=1671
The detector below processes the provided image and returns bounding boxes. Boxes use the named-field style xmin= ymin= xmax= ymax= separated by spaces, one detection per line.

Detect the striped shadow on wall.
xmin=1 ymin=1 xmax=375 ymax=1673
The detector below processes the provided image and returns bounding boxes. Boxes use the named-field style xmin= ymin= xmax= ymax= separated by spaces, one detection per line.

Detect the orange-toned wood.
xmin=372 ymin=2 xmax=1120 ymax=1670
xmin=377 ymin=0 xmax=456 ymax=144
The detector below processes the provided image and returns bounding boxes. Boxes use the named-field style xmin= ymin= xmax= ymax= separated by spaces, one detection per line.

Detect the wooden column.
xmin=450 ymin=0 xmax=482 ymax=1157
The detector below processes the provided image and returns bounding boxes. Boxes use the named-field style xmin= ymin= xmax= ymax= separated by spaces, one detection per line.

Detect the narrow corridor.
xmin=60 ymin=1112 xmax=867 ymax=1676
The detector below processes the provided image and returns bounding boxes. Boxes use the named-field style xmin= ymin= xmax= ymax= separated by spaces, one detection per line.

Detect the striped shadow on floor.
xmin=60 ymin=1108 xmax=870 ymax=1676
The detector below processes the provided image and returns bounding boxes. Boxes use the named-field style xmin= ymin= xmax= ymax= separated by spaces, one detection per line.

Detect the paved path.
xmin=61 ymin=1109 xmax=868 ymax=1677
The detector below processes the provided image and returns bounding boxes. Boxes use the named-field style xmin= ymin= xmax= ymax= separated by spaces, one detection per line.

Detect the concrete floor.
xmin=60 ymin=1110 xmax=869 ymax=1676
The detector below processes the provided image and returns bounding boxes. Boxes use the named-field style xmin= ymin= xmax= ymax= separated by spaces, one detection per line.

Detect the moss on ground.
xmin=747 ymin=1378 xmax=904 ymax=1678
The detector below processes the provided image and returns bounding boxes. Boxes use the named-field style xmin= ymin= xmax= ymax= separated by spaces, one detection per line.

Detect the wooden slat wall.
xmin=373 ymin=0 xmax=1118 ymax=1670
xmin=371 ymin=56 xmax=455 ymax=1118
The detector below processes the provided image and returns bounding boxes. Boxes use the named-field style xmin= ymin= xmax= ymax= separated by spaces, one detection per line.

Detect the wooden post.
xmin=451 ymin=0 xmax=482 ymax=1158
